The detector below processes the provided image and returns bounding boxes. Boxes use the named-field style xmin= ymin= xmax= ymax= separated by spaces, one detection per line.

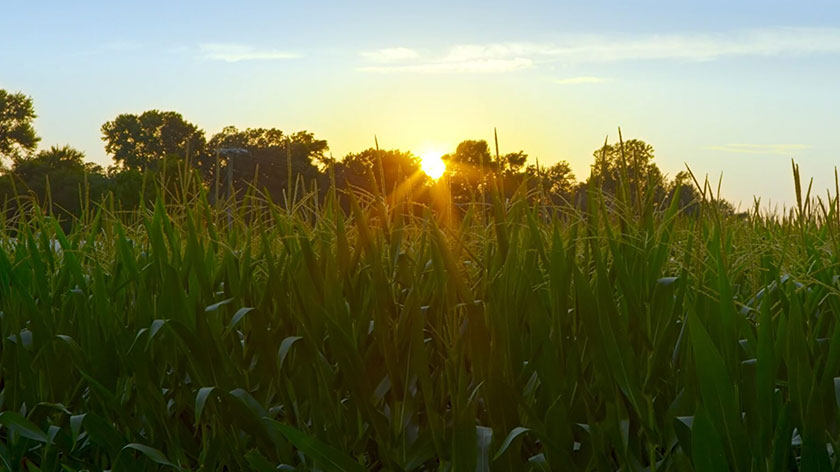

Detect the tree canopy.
xmin=335 ymin=148 xmax=422 ymax=195
xmin=206 ymin=127 xmax=328 ymax=199
xmin=442 ymin=140 xmax=496 ymax=201
xmin=2 ymin=145 xmax=108 ymax=218
xmin=101 ymin=110 xmax=206 ymax=171
xmin=0 ymin=89 xmax=717 ymax=219
xmin=0 ymin=90 xmax=40 ymax=165
xmin=585 ymin=138 xmax=666 ymax=204
xmin=526 ymin=161 xmax=576 ymax=201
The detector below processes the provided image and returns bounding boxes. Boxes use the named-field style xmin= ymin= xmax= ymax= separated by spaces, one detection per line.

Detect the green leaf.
xmin=79 ymin=412 xmax=126 ymax=456
xmin=476 ymin=425 xmax=493 ymax=472
xmin=688 ymin=311 xmax=749 ymax=470
xmin=70 ymin=414 xmax=85 ymax=445
xmin=195 ymin=386 xmax=217 ymax=426
xmin=245 ymin=450 xmax=277 ymax=472
xmin=227 ymin=307 xmax=255 ymax=332
xmin=265 ymin=419 xmax=365 ymax=472
xmin=277 ymin=336 xmax=303 ymax=371
xmin=230 ymin=388 xmax=268 ymax=419
xmin=0 ymin=411 xmax=49 ymax=443
xmin=149 ymin=319 xmax=167 ymax=342
xmin=205 ymin=298 xmax=234 ymax=312
xmin=493 ymin=427 xmax=530 ymax=461
xmin=691 ymin=407 xmax=729 ymax=471
xmin=834 ymin=377 xmax=840 ymax=410
xmin=120 ymin=443 xmax=179 ymax=469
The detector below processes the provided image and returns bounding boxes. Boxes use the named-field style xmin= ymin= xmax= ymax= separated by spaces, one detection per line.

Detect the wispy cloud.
xmin=358 ymin=45 xmax=531 ymax=73
xmin=360 ymin=47 xmax=419 ymax=62
xmin=359 ymin=43 xmax=537 ymax=74
xmin=199 ymin=43 xmax=299 ymax=62
xmin=553 ymin=76 xmax=608 ymax=85
xmin=706 ymin=144 xmax=812 ymax=155
xmin=361 ymin=27 xmax=840 ymax=73
xmin=537 ymin=27 xmax=840 ymax=63
xmin=361 ymin=58 xmax=532 ymax=74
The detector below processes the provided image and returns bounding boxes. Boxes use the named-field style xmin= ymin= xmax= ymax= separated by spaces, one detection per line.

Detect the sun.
xmin=420 ymin=151 xmax=446 ymax=180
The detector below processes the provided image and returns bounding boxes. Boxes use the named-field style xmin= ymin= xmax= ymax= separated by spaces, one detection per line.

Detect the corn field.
xmin=2 ymin=167 xmax=840 ymax=471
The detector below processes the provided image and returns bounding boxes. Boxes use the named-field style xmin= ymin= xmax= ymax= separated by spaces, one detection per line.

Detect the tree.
xmin=206 ymin=127 xmax=328 ymax=199
xmin=501 ymin=151 xmax=528 ymax=174
xmin=443 ymin=140 xmax=494 ymax=173
xmin=526 ymin=161 xmax=576 ymax=200
xmin=666 ymin=170 xmax=701 ymax=214
xmin=24 ymin=144 xmax=86 ymax=168
xmin=442 ymin=140 xmax=496 ymax=201
xmin=8 ymin=145 xmax=108 ymax=217
xmin=101 ymin=110 xmax=206 ymax=171
xmin=587 ymin=138 xmax=665 ymax=201
xmin=0 ymin=90 xmax=40 ymax=165
xmin=107 ymin=167 xmax=146 ymax=210
xmin=336 ymin=148 xmax=423 ymax=196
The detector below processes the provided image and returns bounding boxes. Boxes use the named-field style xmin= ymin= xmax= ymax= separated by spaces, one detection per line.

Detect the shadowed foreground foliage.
xmin=1 ymin=166 xmax=839 ymax=471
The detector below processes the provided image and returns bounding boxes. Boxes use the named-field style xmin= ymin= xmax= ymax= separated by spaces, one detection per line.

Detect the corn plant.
xmin=2 ymin=166 xmax=840 ymax=470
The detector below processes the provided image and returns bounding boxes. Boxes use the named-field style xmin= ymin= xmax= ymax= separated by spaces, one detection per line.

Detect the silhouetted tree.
xmin=442 ymin=140 xmax=496 ymax=202
xmin=495 ymin=150 xmax=531 ymax=196
xmin=501 ymin=151 xmax=528 ymax=174
xmin=336 ymin=148 xmax=424 ymax=196
xmin=666 ymin=170 xmax=701 ymax=214
xmin=0 ymin=89 xmax=738 ymax=220
xmin=206 ymin=127 xmax=327 ymax=199
xmin=586 ymin=138 xmax=666 ymax=202
xmin=107 ymin=167 xmax=146 ymax=210
xmin=7 ymin=145 xmax=108 ymax=217
xmin=0 ymin=90 xmax=40 ymax=166
xmin=101 ymin=110 xmax=206 ymax=171
xmin=526 ymin=161 xmax=576 ymax=201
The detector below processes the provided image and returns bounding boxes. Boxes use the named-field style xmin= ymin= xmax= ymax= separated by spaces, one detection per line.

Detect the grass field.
xmin=2 ymin=167 xmax=840 ymax=471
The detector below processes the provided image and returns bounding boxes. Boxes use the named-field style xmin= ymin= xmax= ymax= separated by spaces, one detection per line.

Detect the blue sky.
xmin=3 ymin=1 xmax=840 ymax=206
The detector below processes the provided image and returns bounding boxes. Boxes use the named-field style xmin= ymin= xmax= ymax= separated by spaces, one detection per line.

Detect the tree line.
xmin=0 ymin=89 xmax=714 ymax=218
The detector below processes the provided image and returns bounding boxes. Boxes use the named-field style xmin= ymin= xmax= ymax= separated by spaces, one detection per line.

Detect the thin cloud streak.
xmin=361 ymin=27 xmax=840 ymax=73
xmin=541 ymin=27 xmax=840 ymax=63
xmin=706 ymin=144 xmax=812 ymax=155
xmin=360 ymin=47 xmax=419 ymax=62
xmin=199 ymin=43 xmax=299 ymax=62
xmin=360 ymin=58 xmax=533 ymax=74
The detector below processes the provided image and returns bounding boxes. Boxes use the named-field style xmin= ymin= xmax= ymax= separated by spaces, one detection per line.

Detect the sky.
xmin=2 ymin=1 xmax=840 ymax=207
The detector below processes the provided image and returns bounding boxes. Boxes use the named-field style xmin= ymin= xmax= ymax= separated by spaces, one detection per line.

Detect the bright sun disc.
xmin=420 ymin=152 xmax=446 ymax=180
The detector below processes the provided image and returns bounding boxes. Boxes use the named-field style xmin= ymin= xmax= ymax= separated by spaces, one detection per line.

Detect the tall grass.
xmin=2 ymin=165 xmax=840 ymax=470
